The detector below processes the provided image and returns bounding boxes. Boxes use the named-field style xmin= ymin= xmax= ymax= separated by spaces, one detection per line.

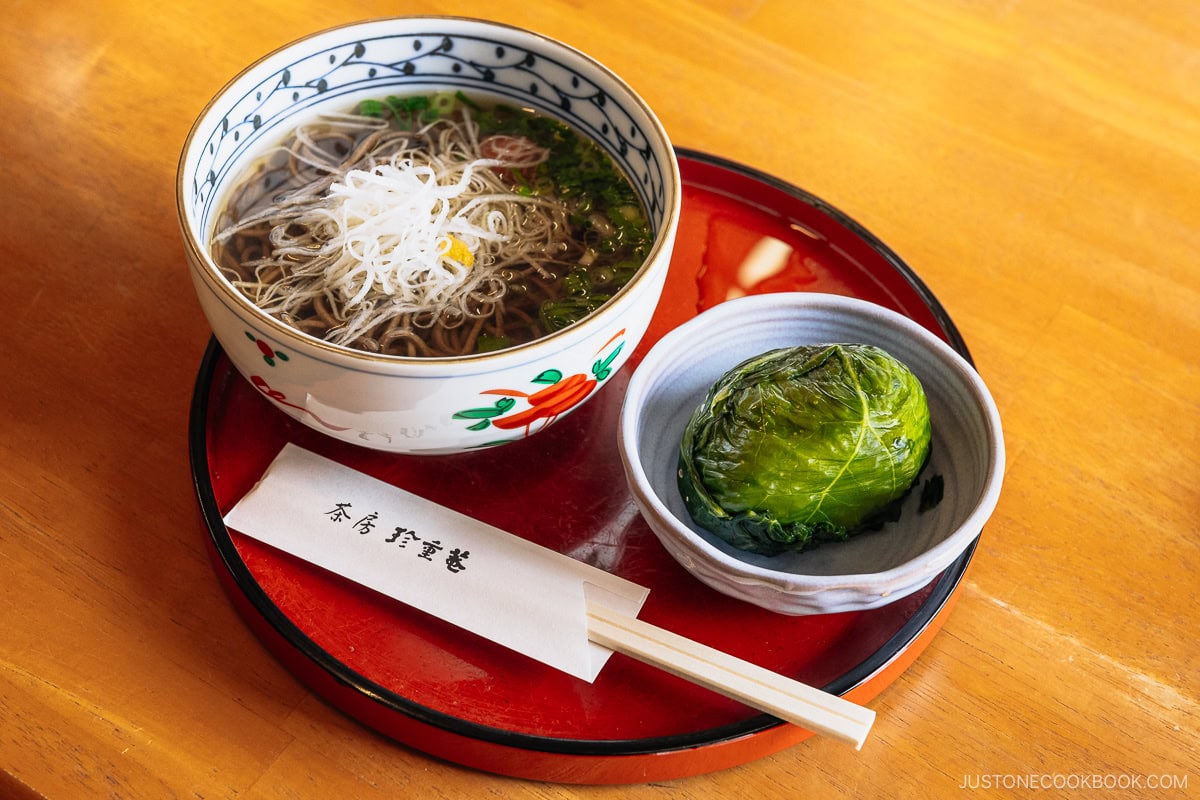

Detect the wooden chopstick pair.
xmin=586 ymin=600 xmax=875 ymax=749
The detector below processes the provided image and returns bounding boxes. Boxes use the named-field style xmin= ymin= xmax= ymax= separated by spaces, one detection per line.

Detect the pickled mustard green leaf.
xmin=677 ymin=344 xmax=931 ymax=555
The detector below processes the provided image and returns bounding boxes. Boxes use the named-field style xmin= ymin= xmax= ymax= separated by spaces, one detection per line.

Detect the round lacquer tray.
xmin=189 ymin=148 xmax=979 ymax=784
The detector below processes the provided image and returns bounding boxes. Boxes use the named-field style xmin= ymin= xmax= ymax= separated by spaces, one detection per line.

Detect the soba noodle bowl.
xmin=211 ymin=91 xmax=651 ymax=358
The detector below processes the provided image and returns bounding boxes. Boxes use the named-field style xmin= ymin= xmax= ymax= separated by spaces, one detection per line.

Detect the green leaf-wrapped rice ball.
xmin=678 ymin=343 xmax=931 ymax=555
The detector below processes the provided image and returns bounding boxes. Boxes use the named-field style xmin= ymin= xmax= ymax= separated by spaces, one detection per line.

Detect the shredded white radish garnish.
xmin=315 ymin=158 xmax=511 ymax=308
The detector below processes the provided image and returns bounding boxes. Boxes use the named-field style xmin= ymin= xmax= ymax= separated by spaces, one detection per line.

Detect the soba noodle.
xmin=211 ymin=92 xmax=650 ymax=357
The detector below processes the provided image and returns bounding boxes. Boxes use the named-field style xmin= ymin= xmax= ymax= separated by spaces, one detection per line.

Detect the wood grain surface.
xmin=1 ymin=0 xmax=1196 ymax=797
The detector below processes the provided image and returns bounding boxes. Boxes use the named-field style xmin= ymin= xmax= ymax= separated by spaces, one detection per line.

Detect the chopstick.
xmin=585 ymin=600 xmax=875 ymax=749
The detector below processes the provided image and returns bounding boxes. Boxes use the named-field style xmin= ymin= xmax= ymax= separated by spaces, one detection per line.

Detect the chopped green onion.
xmin=454 ymin=90 xmax=482 ymax=111
xmin=476 ymin=334 xmax=512 ymax=353
xmin=358 ymin=98 xmax=386 ymax=117
xmin=539 ymin=295 xmax=610 ymax=332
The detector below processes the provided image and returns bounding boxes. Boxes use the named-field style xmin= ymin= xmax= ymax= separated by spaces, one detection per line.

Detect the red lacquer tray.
xmin=189 ymin=149 xmax=979 ymax=784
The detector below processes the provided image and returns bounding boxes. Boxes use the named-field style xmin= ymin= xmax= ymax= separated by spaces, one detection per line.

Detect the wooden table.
xmin=2 ymin=1 xmax=1197 ymax=797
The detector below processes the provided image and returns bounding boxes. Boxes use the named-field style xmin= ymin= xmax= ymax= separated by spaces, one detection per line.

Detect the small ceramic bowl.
xmin=177 ymin=17 xmax=680 ymax=454
xmin=619 ymin=293 xmax=1005 ymax=615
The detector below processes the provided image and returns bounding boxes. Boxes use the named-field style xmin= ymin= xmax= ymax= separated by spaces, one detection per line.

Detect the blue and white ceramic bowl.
xmin=619 ymin=293 xmax=1005 ymax=615
xmin=178 ymin=17 xmax=680 ymax=454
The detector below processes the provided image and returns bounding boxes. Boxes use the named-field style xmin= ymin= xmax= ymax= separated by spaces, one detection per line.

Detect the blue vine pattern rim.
xmin=186 ymin=23 xmax=671 ymax=240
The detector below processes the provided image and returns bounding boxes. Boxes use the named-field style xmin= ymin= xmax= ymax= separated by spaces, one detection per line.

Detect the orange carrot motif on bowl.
xmin=454 ymin=330 xmax=626 ymax=438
